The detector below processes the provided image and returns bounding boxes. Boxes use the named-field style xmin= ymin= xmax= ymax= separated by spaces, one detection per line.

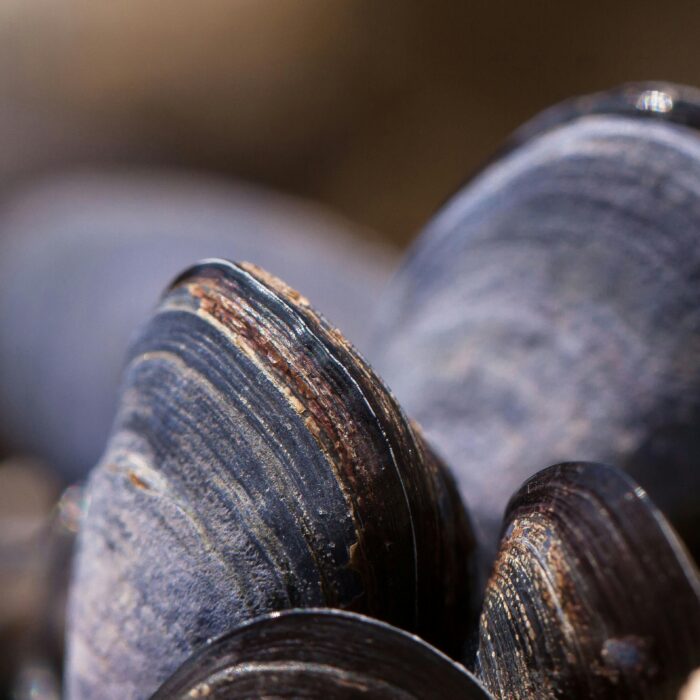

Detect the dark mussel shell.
xmin=476 ymin=462 xmax=700 ymax=700
xmin=66 ymin=260 xmax=477 ymax=699
xmin=371 ymin=83 xmax=700 ymax=562
xmin=152 ymin=609 xmax=494 ymax=699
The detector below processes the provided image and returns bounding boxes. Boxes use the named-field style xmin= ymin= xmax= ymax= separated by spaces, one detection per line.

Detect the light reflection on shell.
xmin=476 ymin=462 xmax=700 ymax=699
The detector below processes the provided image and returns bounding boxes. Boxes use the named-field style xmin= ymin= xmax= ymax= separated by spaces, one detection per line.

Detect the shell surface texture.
xmin=66 ymin=260 xmax=477 ymax=700
xmin=152 ymin=609 xmax=495 ymax=699
xmin=476 ymin=462 xmax=700 ymax=700
xmin=371 ymin=82 xmax=700 ymax=563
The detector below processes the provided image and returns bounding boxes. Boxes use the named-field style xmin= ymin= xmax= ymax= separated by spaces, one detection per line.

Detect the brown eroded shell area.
xmin=172 ymin=260 xmax=477 ymax=653
xmin=476 ymin=462 xmax=700 ymax=699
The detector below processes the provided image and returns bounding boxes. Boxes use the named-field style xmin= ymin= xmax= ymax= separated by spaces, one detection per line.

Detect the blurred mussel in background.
xmin=0 ymin=171 xmax=394 ymax=483
xmin=372 ymin=83 xmax=700 ymax=565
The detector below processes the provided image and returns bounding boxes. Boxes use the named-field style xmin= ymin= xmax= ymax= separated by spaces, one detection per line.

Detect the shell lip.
xmin=182 ymin=606 xmax=474 ymax=665
xmin=509 ymin=81 xmax=700 ymax=150
xmin=421 ymin=81 xmax=700 ymax=235
xmin=163 ymin=257 xmax=429 ymax=635
xmin=151 ymin=607 xmax=492 ymax=697
xmin=504 ymin=460 xmax=700 ymax=596
xmin=166 ymin=257 xmax=244 ymax=294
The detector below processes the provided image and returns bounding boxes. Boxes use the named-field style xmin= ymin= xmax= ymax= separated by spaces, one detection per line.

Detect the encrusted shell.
xmin=476 ymin=462 xmax=700 ymax=699
xmin=371 ymin=85 xmax=700 ymax=562
xmin=66 ymin=260 xmax=477 ymax=699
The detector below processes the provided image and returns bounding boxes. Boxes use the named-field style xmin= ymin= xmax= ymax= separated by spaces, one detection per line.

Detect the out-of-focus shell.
xmin=0 ymin=171 xmax=396 ymax=480
xmin=153 ymin=609 xmax=495 ymax=700
xmin=371 ymin=84 xmax=700 ymax=561
xmin=508 ymin=82 xmax=700 ymax=151
xmin=66 ymin=260 xmax=477 ymax=700
xmin=476 ymin=462 xmax=700 ymax=699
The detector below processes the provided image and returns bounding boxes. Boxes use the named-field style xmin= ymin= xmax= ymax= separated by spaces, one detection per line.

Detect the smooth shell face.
xmin=152 ymin=609 xmax=495 ymax=699
xmin=66 ymin=260 xmax=476 ymax=700
xmin=0 ymin=171 xmax=395 ymax=480
xmin=476 ymin=462 xmax=700 ymax=700
xmin=372 ymin=91 xmax=700 ymax=561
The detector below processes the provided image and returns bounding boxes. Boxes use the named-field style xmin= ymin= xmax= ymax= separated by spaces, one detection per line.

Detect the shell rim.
xmin=504 ymin=460 xmax=700 ymax=599
xmin=152 ymin=607 xmax=491 ymax=697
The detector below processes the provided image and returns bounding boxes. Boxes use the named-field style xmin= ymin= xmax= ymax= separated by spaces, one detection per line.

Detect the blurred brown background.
xmin=2 ymin=0 xmax=700 ymax=246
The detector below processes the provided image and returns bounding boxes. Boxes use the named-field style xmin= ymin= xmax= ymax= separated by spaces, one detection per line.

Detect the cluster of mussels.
xmin=65 ymin=83 xmax=700 ymax=700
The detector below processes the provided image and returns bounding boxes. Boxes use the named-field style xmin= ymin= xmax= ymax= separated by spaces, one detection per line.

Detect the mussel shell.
xmin=0 ymin=171 xmax=395 ymax=481
xmin=509 ymin=82 xmax=700 ymax=151
xmin=152 ymin=609 xmax=494 ymax=700
xmin=371 ymin=91 xmax=700 ymax=561
xmin=476 ymin=462 xmax=700 ymax=699
xmin=66 ymin=260 xmax=477 ymax=699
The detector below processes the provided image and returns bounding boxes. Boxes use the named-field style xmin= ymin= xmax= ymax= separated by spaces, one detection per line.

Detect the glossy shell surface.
xmin=66 ymin=260 xmax=476 ymax=700
xmin=153 ymin=609 xmax=494 ymax=699
xmin=476 ymin=462 xmax=700 ymax=699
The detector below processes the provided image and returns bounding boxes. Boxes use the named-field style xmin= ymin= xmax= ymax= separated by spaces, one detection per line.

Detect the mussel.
xmin=371 ymin=82 xmax=700 ymax=562
xmin=0 ymin=171 xmax=395 ymax=481
xmin=66 ymin=260 xmax=477 ymax=699
xmin=476 ymin=462 xmax=700 ymax=699
xmin=152 ymin=609 xmax=494 ymax=699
